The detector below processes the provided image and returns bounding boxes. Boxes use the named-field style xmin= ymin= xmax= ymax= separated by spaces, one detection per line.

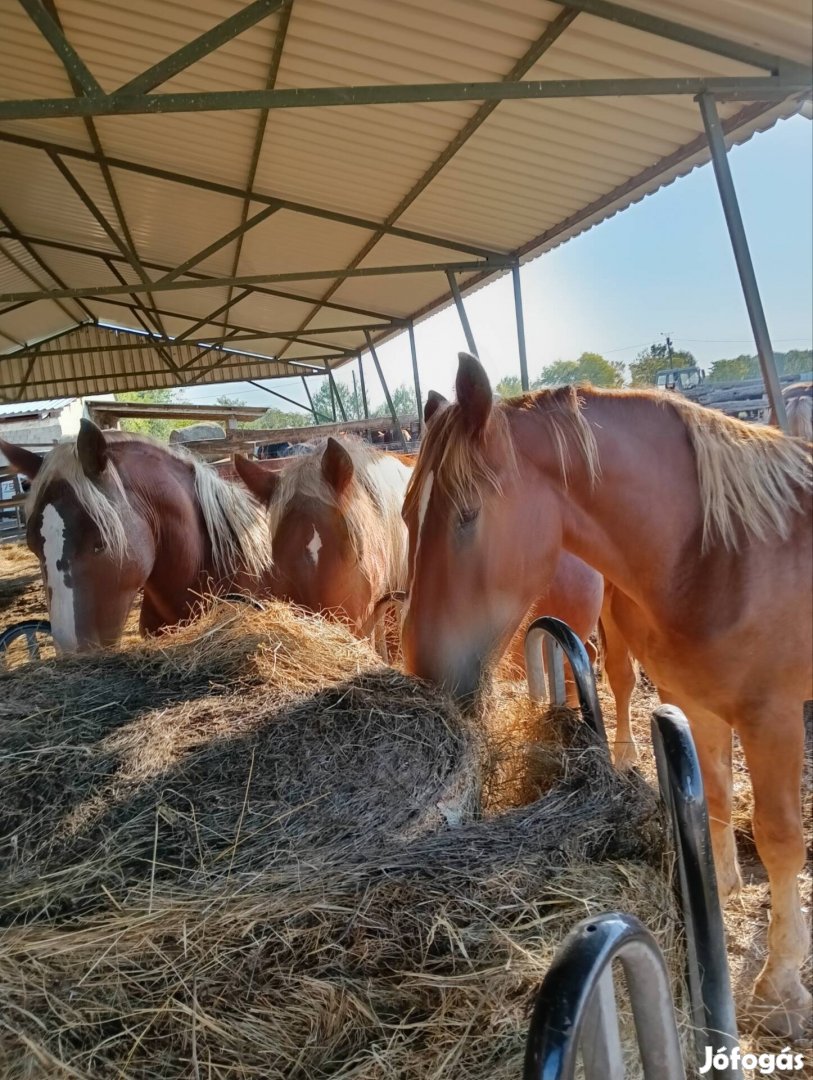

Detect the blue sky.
xmin=185 ymin=112 xmax=812 ymax=413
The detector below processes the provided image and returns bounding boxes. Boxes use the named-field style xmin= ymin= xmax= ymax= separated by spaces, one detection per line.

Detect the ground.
xmin=1 ymin=539 xmax=811 ymax=1063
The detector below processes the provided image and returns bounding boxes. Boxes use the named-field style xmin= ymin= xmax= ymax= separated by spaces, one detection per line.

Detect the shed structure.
xmin=0 ymin=0 xmax=810 ymax=426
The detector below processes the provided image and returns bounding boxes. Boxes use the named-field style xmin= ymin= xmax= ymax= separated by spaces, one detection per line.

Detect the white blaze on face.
xmin=306 ymin=525 xmax=323 ymax=565
xmin=403 ymin=469 xmax=434 ymax=620
xmin=40 ymin=502 xmax=77 ymax=652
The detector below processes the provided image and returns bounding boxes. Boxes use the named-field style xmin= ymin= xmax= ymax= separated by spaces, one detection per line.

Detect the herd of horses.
xmin=1 ymin=362 xmax=811 ymax=1037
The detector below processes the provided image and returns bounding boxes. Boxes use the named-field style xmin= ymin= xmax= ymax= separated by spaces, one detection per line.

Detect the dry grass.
xmin=0 ymin=599 xmax=680 ymax=1078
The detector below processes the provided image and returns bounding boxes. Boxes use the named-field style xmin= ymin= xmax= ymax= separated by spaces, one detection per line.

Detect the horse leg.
xmin=658 ymin=690 xmax=741 ymax=907
xmin=736 ymin=711 xmax=810 ymax=1036
xmin=601 ymin=615 xmax=638 ymax=769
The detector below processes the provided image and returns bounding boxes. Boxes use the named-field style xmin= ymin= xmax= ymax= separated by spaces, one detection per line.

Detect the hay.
xmin=0 ymin=603 xmax=680 ymax=1078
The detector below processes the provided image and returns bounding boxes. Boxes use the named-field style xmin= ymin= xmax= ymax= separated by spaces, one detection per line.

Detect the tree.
xmin=114 ymin=387 xmax=193 ymax=439
xmin=495 ymin=375 xmax=523 ymax=398
xmin=215 ymin=394 xmax=247 ymax=408
xmin=780 ymin=348 xmax=812 ymax=376
xmin=629 ymin=343 xmax=696 ymax=386
xmin=706 ymin=354 xmax=759 ymax=383
xmin=248 ymin=408 xmax=310 ymax=429
xmin=535 ymin=352 xmax=624 ymax=389
xmin=372 ymin=383 xmax=417 ymax=419
xmin=309 ymin=378 xmax=362 ymax=422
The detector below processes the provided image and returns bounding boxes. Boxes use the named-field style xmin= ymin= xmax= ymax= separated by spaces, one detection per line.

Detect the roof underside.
xmin=0 ymin=0 xmax=810 ymax=403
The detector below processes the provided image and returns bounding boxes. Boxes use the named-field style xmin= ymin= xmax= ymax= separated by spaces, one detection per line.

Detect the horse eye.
xmin=93 ymin=541 xmax=104 ymax=555
xmin=458 ymin=506 xmax=480 ymax=528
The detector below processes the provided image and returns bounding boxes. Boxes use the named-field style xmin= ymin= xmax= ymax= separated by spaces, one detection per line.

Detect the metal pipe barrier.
xmin=651 ymin=705 xmax=740 ymax=1079
xmin=523 ymin=912 xmax=685 ymax=1080
xmin=0 ymin=618 xmax=52 ymax=665
xmin=524 ymin=615 xmax=608 ymax=750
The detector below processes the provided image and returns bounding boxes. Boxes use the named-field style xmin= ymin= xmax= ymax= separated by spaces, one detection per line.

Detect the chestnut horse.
xmin=421 ymin=390 xmax=638 ymax=758
xmin=402 ymin=352 xmax=812 ymax=1035
xmin=235 ymin=436 xmax=412 ymax=643
xmin=0 ymin=420 xmax=272 ymax=652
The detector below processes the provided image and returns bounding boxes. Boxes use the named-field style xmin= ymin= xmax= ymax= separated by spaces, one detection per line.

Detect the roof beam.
xmin=0 ymin=228 xmax=402 ymax=321
xmin=560 ymin=0 xmax=804 ymax=75
xmin=37 ymin=0 xmax=177 ymax=351
xmin=17 ymin=0 xmax=102 ymax=96
xmin=0 ymin=207 xmax=94 ymax=323
xmin=0 ymin=74 xmax=806 ymax=123
xmin=274 ymin=8 xmax=577 ymax=360
xmin=221 ymin=0 xmax=293 ymax=336
xmin=0 ymin=239 xmax=81 ymax=327
xmin=0 ymin=258 xmax=512 ymax=304
xmin=155 ymin=202 xmax=283 ymax=284
xmin=116 ymin=0 xmax=288 ymax=96
xmin=0 ymin=131 xmax=506 ymax=260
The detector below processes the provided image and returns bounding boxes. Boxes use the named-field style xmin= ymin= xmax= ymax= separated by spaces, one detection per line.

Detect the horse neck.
xmin=511 ymin=394 xmax=704 ymax=604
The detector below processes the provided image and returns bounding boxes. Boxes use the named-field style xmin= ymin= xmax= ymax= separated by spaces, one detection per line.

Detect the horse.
xmin=234 ymin=436 xmax=412 ymax=645
xmin=0 ymin=420 xmax=273 ymax=652
xmin=770 ymin=382 xmax=813 ymax=440
xmin=422 ymin=389 xmax=639 ymax=762
xmin=401 ymin=352 xmax=812 ymax=1036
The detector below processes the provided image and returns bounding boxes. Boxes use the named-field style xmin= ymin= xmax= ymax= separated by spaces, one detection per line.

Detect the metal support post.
xmin=512 ymin=263 xmax=530 ymax=392
xmin=364 ymin=330 xmax=406 ymax=450
xmin=698 ymin=93 xmax=788 ymax=431
xmin=407 ymin=320 xmax=423 ymax=432
xmin=327 ymin=366 xmax=347 ymax=422
xmin=445 ymin=270 xmax=478 ymax=355
xmin=357 ymin=354 xmax=369 ymax=419
xmin=301 ymin=375 xmax=317 ymax=422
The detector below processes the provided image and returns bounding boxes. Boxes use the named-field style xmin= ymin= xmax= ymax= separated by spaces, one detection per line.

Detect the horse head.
xmin=401 ymin=353 xmax=562 ymax=698
xmin=1 ymin=420 xmax=155 ymax=652
xmin=236 ymin=437 xmax=409 ymax=635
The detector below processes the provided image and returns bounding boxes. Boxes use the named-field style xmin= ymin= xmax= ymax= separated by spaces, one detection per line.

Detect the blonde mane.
xmin=404 ymin=385 xmax=599 ymax=520
xmin=268 ymin=437 xmax=411 ymax=595
xmin=27 ymin=433 xmax=271 ymax=578
xmin=405 ymin=384 xmax=811 ymax=552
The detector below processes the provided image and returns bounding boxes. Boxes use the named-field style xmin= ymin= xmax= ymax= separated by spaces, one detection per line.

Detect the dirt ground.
xmin=1 ymin=539 xmax=811 ymax=1062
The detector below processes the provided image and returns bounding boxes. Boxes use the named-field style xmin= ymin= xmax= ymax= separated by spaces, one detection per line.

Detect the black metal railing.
xmin=523 ymin=912 xmax=686 ymax=1080
xmin=0 ymin=618 xmax=52 ymax=664
xmin=651 ymin=705 xmax=740 ymax=1079
xmin=524 ymin=615 xmax=608 ymax=749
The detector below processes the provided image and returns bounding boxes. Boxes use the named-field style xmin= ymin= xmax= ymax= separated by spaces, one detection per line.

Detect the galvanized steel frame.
xmin=3 ymin=0 xmax=810 ymax=399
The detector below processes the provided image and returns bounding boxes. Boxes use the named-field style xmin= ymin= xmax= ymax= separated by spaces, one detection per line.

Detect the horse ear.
xmin=234 ymin=454 xmax=279 ymax=505
xmin=424 ymin=390 xmax=448 ymax=424
xmin=321 ymin=436 xmax=354 ymax=496
xmin=455 ymin=352 xmax=492 ymax=436
xmin=76 ymin=418 xmax=108 ymax=479
xmin=0 ymin=438 xmax=43 ymax=480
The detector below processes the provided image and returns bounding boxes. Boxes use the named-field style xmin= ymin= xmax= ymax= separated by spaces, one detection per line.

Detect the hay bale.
xmin=0 ymin=604 xmax=680 ymax=1078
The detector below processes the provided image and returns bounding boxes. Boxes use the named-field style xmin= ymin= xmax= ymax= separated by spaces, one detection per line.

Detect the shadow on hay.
xmin=0 ymin=634 xmax=482 ymax=925
xmin=0 ymin=606 xmax=680 ymax=1079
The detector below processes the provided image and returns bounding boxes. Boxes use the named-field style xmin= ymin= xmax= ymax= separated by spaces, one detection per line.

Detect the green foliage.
xmin=247 ymin=408 xmax=310 ymax=430
xmin=535 ymin=352 xmax=624 ymax=389
xmin=628 ymin=343 xmax=696 ymax=386
xmin=114 ymin=388 xmax=194 ymax=440
xmin=707 ymin=349 xmax=812 ymax=383
xmin=495 ymin=375 xmax=523 ymax=399
xmin=706 ymin=354 xmax=759 ymax=382
xmin=780 ymin=349 xmax=813 ymax=375
xmin=215 ymin=395 xmax=247 ymax=408
xmin=372 ymin=383 xmax=417 ymax=418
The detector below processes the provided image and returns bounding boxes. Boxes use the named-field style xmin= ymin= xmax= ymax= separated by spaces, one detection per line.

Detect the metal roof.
xmin=0 ymin=0 xmax=810 ymax=403
xmin=0 ymin=396 xmax=76 ymax=419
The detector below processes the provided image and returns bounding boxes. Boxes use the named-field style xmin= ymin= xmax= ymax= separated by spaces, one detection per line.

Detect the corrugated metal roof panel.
xmin=0 ymin=0 xmax=808 ymax=395
xmin=0 ymin=397 xmax=76 ymax=419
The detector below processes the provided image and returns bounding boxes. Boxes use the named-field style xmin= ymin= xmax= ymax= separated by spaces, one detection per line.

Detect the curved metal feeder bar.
xmin=221 ymin=594 xmax=266 ymax=611
xmin=524 ymin=615 xmax=607 ymax=749
xmin=523 ymin=911 xmax=685 ymax=1080
xmin=651 ymin=705 xmax=740 ymax=1079
xmin=0 ymin=619 xmax=53 ymax=664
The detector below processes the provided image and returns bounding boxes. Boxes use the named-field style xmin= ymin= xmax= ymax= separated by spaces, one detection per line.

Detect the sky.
xmin=173 ymin=112 xmax=813 ymax=415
